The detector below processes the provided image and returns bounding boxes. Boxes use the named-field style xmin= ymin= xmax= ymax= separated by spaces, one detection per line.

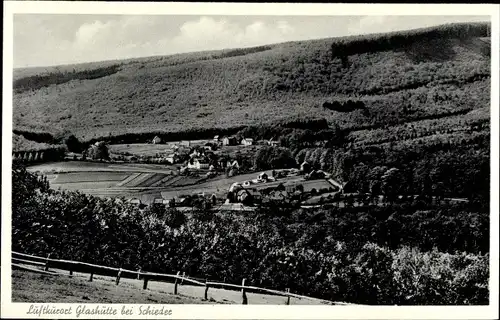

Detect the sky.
xmin=13 ymin=14 xmax=489 ymax=68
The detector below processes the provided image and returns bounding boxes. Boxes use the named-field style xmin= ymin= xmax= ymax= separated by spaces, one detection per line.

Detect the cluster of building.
xmin=213 ymin=135 xmax=254 ymax=146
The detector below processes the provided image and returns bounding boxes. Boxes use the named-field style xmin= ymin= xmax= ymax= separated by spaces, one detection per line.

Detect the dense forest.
xmin=12 ymin=162 xmax=489 ymax=305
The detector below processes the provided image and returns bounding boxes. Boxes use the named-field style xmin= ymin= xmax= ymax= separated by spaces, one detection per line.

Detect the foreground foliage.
xmin=12 ymin=163 xmax=489 ymax=305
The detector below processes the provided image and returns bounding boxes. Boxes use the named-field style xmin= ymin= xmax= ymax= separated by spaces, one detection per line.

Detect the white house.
xmin=241 ymin=138 xmax=254 ymax=146
xmin=129 ymin=198 xmax=142 ymax=206
xmin=152 ymin=136 xmax=162 ymax=144
xmin=153 ymin=198 xmax=165 ymax=205
xmin=190 ymin=150 xmax=201 ymax=158
xmin=258 ymin=172 xmax=269 ymax=181
xmin=227 ymin=160 xmax=240 ymax=169
xmin=187 ymin=158 xmax=209 ymax=170
xmin=229 ymin=182 xmax=242 ymax=192
xmin=222 ymin=137 xmax=237 ymax=146
xmin=165 ymin=153 xmax=179 ymax=164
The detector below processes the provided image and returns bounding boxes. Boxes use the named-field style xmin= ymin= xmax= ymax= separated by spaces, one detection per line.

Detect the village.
xmin=22 ymin=129 xmax=469 ymax=215
xmin=121 ymin=134 xmax=348 ymax=212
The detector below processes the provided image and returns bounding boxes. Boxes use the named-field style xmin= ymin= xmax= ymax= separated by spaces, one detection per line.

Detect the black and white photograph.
xmin=1 ymin=2 xmax=499 ymax=319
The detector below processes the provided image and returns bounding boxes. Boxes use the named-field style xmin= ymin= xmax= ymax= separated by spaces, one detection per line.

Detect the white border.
xmin=2 ymin=2 xmax=499 ymax=319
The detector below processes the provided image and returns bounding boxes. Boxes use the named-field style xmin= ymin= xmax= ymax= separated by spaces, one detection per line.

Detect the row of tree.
xmin=330 ymin=22 xmax=489 ymax=60
xmin=14 ymin=64 xmax=121 ymax=94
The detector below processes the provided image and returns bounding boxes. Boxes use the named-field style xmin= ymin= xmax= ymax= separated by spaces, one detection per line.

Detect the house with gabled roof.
xmin=187 ymin=158 xmax=209 ymax=170
xmin=152 ymin=136 xmax=162 ymax=144
xmin=222 ymin=136 xmax=238 ymax=146
xmin=241 ymin=138 xmax=254 ymax=146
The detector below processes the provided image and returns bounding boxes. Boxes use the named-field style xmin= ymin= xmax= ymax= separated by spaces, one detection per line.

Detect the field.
xmin=27 ymin=162 xmax=205 ymax=202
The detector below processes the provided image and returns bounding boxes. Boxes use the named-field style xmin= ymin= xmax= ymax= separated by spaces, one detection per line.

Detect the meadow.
xmin=27 ymin=162 xmax=191 ymax=203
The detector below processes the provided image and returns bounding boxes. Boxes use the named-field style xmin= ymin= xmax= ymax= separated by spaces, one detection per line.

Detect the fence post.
xmin=241 ymin=278 xmax=248 ymax=305
xmin=44 ymin=254 xmax=50 ymax=271
xmin=89 ymin=272 xmax=94 ymax=282
xmin=116 ymin=268 xmax=122 ymax=285
xmin=204 ymin=278 xmax=209 ymax=300
xmin=286 ymin=288 xmax=291 ymax=305
xmin=174 ymin=271 xmax=180 ymax=295
xmin=143 ymin=276 xmax=149 ymax=290
xmin=69 ymin=270 xmax=73 ymax=277
xmin=137 ymin=269 xmax=141 ymax=280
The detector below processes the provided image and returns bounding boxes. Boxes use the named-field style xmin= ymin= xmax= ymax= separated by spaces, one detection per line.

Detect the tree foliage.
xmin=12 ymin=164 xmax=489 ymax=305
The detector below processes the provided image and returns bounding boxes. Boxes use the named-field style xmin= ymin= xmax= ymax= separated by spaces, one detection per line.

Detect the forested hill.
xmin=13 ymin=22 xmax=490 ymax=141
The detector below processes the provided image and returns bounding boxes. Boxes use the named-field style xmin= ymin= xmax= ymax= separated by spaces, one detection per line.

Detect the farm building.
xmin=222 ymin=137 xmax=238 ymax=146
xmin=300 ymin=161 xmax=312 ymax=173
xmin=214 ymin=135 xmax=220 ymax=143
xmin=152 ymin=136 xmax=162 ymax=144
xmin=94 ymin=141 xmax=106 ymax=147
xmin=190 ymin=150 xmax=202 ymax=158
xmin=229 ymin=182 xmax=243 ymax=193
xmin=187 ymin=158 xmax=209 ymax=170
xmin=241 ymin=138 xmax=254 ymax=146
xmin=236 ymin=189 xmax=252 ymax=203
xmin=180 ymin=140 xmax=191 ymax=147
xmin=165 ymin=153 xmax=180 ymax=164
xmin=258 ymin=172 xmax=269 ymax=181
xmin=153 ymin=198 xmax=167 ymax=205
xmin=129 ymin=198 xmax=142 ymax=206
xmin=210 ymin=194 xmax=217 ymax=205
xmin=227 ymin=160 xmax=240 ymax=169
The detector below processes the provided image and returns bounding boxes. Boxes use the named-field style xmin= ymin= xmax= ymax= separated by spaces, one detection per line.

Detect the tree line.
xmin=14 ymin=64 xmax=121 ymax=94
xmin=330 ymin=22 xmax=489 ymax=61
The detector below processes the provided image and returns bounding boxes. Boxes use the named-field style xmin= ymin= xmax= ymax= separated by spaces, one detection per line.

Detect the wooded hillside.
xmin=13 ymin=22 xmax=490 ymax=142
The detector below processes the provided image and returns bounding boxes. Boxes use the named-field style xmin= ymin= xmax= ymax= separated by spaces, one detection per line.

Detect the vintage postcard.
xmin=1 ymin=1 xmax=499 ymax=319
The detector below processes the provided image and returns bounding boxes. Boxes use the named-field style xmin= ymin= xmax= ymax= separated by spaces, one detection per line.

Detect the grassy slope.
xmin=11 ymin=269 xmax=213 ymax=304
xmin=13 ymin=23 xmax=490 ymax=141
xmin=12 ymin=269 xmax=326 ymax=305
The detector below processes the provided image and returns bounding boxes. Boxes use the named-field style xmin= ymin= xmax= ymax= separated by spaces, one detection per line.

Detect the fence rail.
xmin=11 ymin=251 xmax=351 ymax=305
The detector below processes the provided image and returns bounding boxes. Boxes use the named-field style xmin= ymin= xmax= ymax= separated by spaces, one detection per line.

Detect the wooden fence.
xmin=11 ymin=251 xmax=351 ymax=305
